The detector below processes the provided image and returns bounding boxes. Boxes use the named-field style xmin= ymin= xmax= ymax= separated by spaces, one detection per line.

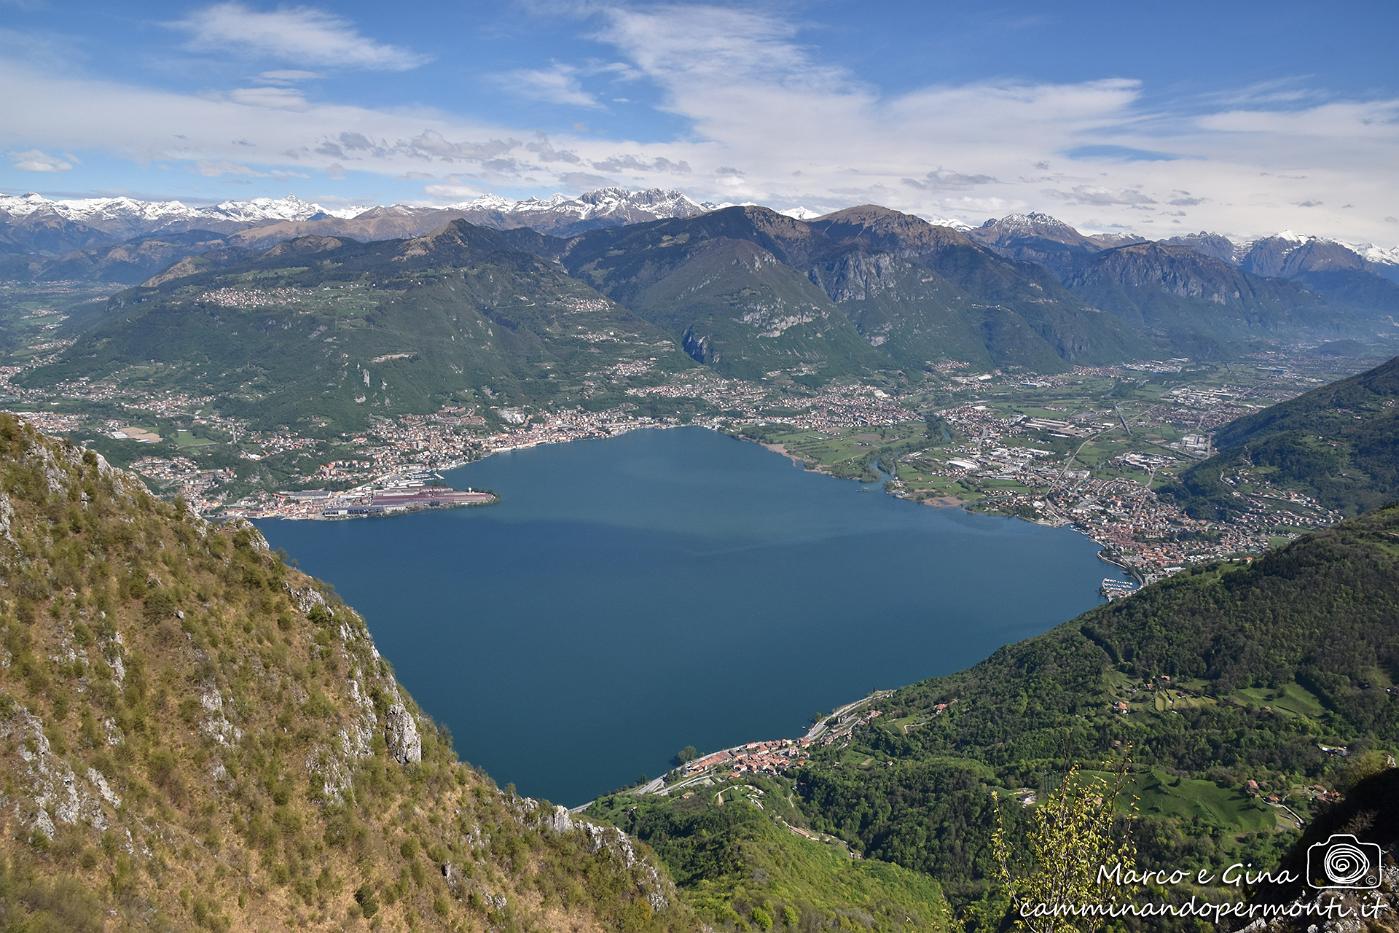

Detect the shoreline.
xmin=731 ymin=430 xmax=1126 ymax=573
xmin=572 ymin=689 xmax=894 ymax=813
xmin=256 ymin=423 xmax=1128 ymax=811
xmin=245 ymin=423 xmax=1132 ymax=583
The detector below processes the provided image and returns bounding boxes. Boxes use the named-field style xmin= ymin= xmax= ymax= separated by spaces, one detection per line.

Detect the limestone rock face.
xmin=527 ymin=797 xmax=675 ymax=913
xmin=546 ymin=804 xmax=575 ymax=834
xmin=384 ymin=700 xmax=422 ymax=764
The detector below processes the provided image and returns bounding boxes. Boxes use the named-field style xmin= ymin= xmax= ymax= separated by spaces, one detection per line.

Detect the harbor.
xmin=1100 ymin=577 xmax=1139 ymax=600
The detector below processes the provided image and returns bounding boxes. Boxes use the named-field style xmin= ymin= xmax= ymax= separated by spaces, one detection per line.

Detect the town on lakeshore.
xmin=0 ymin=293 xmax=1371 ymax=576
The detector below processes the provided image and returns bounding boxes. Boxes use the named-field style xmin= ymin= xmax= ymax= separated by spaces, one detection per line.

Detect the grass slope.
xmin=0 ymin=414 xmax=694 ymax=931
xmin=588 ymin=779 xmax=952 ymax=931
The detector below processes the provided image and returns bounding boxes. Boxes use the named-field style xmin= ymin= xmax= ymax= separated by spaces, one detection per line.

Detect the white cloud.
xmin=500 ymin=63 xmax=603 ymax=109
xmin=10 ymin=148 xmax=73 ymax=172
xmin=2 ymin=3 xmax=1397 ymax=244
xmin=195 ymin=159 xmax=307 ymax=178
xmin=171 ymin=3 xmax=429 ymax=71
xmin=423 ymin=181 xmax=484 ymax=201
xmin=228 ymin=86 xmax=311 ymax=110
xmin=255 ymin=69 xmax=323 ymax=84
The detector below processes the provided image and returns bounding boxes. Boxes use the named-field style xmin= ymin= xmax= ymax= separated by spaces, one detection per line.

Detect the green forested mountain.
xmin=20 ymin=208 xmax=1397 ymax=438
xmin=0 ymin=415 xmax=694 ymax=930
xmin=1165 ymin=354 xmax=1399 ymax=517
xmin=590 ymin=506 xmax=1399 ymax=918
xmin=587 ymin=781 xmax=953 ymax=931
xmin=22 ymin=221 xmax=690 ymax=433
xmin=564 ymin=204 xmax=1133 ymax=374
xmin=562 ymin=208 xmax=886 ymax=381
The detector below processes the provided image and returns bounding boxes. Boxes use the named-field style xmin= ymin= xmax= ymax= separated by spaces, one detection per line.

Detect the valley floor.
xmin=0 ymin=298 xmax=1381 ymax=583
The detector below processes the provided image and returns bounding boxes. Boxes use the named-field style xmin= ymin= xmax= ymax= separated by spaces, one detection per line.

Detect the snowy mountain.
xmin=1156 ymin=228 xmax=1399 ymax=281
xmin=0 ymin=192 xmax=344 ymax=255
xmin=445 ymin=187 xmax=717 ymax=236
xmin=207 ymin=195 xmax=343 ymax=223
xmin=975 ymin=211 xmax=1088 ymax=242
xmin=0 ymin=192 xmax=332 ymax=229
xmin=4 ymin=187 xmax=1396 ymax=289
xmin=0 ymin=188 xmax=721 ymax=253
xmin=1351 ymin=241 xmax=1399 ymax=267
xmin=967 ymin=211 xmax=1104 ymax=277
xmin=0 ymin=193 xmax=204 ymax=225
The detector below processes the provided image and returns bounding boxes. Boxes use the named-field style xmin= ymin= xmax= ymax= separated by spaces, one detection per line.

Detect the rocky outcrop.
xmin=809 ymin=251 xmax=902 ymax=302
xmin=384 ymin=699 xmax=422 ymax=764
xmin=525 ymin=799 xmax=676 ymax=913
xmin=3 ymin=707 xmax=121 ymax=839
xmin=681 ymin=326 xmax=717 ymax=364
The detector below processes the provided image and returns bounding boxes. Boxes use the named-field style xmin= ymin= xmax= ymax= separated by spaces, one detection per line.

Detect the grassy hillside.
xmin=0 ymin=414 xmax=694 ymax=930
xmin=1165 ymin=354 xmax=1399 ymax=517
xmin=589 ymin=781 xmax=952 ymax=931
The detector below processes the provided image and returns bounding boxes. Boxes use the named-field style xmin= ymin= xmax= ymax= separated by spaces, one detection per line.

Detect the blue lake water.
xmin=257 ymin=427 xmax=1128 ymax=804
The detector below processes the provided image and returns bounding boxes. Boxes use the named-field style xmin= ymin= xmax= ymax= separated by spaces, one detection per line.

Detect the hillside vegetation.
xmin=23 ymin=222 xmax=688 ymax=434
xmin=1166 ymin=354 xmax=1399 ymax=517
xmin=590 ymin=506 xmax=1399 ymax=919
xmin=0 ymin=414 xmax=694 ymax=931
xmin=588 ymin=777 xmax=952 ymax=931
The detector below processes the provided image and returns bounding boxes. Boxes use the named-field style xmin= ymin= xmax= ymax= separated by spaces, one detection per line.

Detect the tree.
xmin=991 ymin=764 xmax=1138 ymax=933
xmin=673 ymin=746 xmax=698 ymax=767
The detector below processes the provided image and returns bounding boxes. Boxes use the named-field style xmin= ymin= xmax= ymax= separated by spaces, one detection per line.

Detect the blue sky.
xmin=2 ymin=0 xmax=1397 ymax=241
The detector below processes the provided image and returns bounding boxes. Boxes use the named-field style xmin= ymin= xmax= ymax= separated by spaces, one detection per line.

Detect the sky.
xmin=1 ymin=0 xmax=1397 ymax=242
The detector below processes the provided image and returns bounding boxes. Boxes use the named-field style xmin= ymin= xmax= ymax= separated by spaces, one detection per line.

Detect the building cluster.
xmin=129 ymin=456 xmax=235 ymax=512
xmin=198 ymin=286 xmax=307 ymax=309
xmin=683 ymin=739 xmax=812 ymax=779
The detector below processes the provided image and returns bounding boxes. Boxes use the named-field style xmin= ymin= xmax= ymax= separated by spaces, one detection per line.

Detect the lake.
xmin=257 ymin=427 xmax=1129 ymax=804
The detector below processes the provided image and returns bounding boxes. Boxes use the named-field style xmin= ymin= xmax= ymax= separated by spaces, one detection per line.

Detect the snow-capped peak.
xmin=922 ymin=214 xmax=972 ymax=231
xmin=318 ymin=204 xmax=372 ymax=220
xmin=450 ymin=194 xmax=517 ymax=212
xmin=983 ymin=211 xmax=1078 ymax=235
xmin=0 ymin=191 xmax=331 ymax=226
xmin=779 ymin=206 xmax=822 ymax=220
xmin=1348 ymin=242 xmax=1399 ymax=266
xmin=0 ymin=192 xmax=203 ymax=223
xmin=210 ymin=195 xmax=326 ymax=223
xmin=445 ymin=187 xmax=717 ymax=223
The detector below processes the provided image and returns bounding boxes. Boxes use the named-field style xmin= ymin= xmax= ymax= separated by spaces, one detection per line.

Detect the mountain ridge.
xmin=0 ymin=413 xmax=694 ymax=930
xmin=6 ymin=189 xmax=1395 ymax=272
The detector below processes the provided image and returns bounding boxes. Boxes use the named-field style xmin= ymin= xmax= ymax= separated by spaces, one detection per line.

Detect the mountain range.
xmin=0 ymin=188 xmax=721 ymax=260
xmin=16 ymin=199 xmax=1399 ymax=436
xmin=5 ymin=188 xmax=1397 ymax=276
